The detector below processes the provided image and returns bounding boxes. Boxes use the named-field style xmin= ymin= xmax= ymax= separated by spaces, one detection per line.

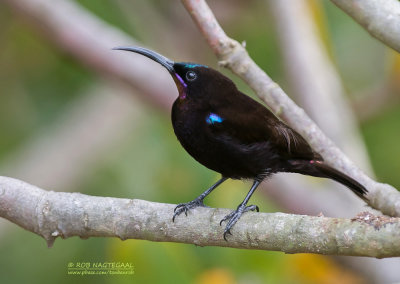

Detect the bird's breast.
xmin=171 ymin=101 xmax=278 ymax=179
xmin=171 ymin=103 xmax=209 ymax=154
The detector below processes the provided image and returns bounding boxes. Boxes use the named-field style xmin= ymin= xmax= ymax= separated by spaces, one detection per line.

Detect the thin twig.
xmin=330 ymin=0 xmax=400 ymax=53
xmin=267 ymin=0 xmax=372 ymax=216
xmin=4 ymin=0 xmax=396 ymax=217
xmin=181 ymin=0 xmax=400 ymax=217
xmin=1 ymin=82 xmax=140 ymax=190
xmin=4 ymin=0 xmax=176 ymax=111
xmin=270 ymin=0 xmax=372 ymax=172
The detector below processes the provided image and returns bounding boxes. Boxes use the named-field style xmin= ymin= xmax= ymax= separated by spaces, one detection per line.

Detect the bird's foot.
xmin=172 ymin=197 xmax=208 ymax=222
xmin=220 ymin=204 xmax=259 ymax=241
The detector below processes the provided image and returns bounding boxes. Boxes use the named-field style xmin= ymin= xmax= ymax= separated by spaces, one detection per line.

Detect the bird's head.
xmin=113 ymin=46 xmax=234 ymax=100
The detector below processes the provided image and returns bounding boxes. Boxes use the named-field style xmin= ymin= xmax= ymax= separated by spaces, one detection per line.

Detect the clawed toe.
xmin=172 ymin=204 xmax=188 ymax=222
xmin=247 ymin=205 xmax=259 ymax=212
xmin=172 ymin=178 xmax=227 ymax=222
xmin=223 ymin=228 xmax=232 ymax=241
xmin=172 ymin=198 xmax=206 ymax=222
xmin=172 ymin=179 xmax=261 ymax=240
xmin=219 ymin=211 xmax=234 ymax=226
xmin=220 ymin=204 xmax=259 ymax=241
xmin=173 ymin=203 xmax=189 ymax=214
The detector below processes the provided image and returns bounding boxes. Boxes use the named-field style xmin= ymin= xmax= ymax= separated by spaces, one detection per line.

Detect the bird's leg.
xmin=172 ymin=177 xmax=227 ymax=222
xmin=220 ymin=180 xmax=261 ymax=241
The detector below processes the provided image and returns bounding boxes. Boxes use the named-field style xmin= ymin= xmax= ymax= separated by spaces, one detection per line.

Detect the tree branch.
xmin=5 ymin=0 xmax=397 ymax=218
xmin=181 ymin=0 xmax=400 ymax=217
xmin=1 ymin=82 xmax=141 ymax=191
xmin=0 ymin=0 xmax=367 ymax=220
xmin=267 ymin=0 xmax=372 ymax=217
xmin=269 ymin=0 xmax=372 ymax=172
xmin=0 ymin=0 xmax=400 ymax=266
xmin=1 ymin=176 xmax=399 ymax=258
xmin=3 ymin=0 xmax=176 ymax=111
xmin=330 ymin=0 xmax=400 ymax=53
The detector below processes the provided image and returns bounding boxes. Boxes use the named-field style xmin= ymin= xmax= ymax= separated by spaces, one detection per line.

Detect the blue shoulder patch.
xmin=184 ymin=63 xmax=208 ymax=69
xmin=206 ymin=113 xmax=224 ymax=125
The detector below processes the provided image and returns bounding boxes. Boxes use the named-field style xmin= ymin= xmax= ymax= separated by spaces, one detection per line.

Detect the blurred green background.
xmin=0 ymin=0 xmax=399 ymax=283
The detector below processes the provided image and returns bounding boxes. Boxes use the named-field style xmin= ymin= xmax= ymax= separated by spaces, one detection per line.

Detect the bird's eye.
xmin=186 ymin=71 xmax=197 ymax=81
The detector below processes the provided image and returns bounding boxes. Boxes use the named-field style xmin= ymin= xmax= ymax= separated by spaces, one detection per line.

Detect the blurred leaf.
xmin=194 ymin=268 xmax=236 ymax=284
xmin=285 ymin=254 xmax=364 ymax=284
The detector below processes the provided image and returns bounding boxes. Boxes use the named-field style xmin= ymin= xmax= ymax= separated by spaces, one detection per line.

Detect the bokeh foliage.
xmin=0 ymin=0 xmax=399 ymax=283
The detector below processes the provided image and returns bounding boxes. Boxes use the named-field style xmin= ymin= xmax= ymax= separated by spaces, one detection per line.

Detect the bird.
xmin=113 ymin=46 xmax=368 ymax=240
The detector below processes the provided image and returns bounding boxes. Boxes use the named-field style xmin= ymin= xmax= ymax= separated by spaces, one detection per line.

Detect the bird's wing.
xmin=207 ymin=93 xmax=319 ymax=160
xmin=272 ymin=121 xmax=321 ymax=160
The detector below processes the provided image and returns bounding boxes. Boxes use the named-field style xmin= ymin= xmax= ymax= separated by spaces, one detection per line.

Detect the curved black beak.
xmin=112 ymin=46 xmax=175 ymax=73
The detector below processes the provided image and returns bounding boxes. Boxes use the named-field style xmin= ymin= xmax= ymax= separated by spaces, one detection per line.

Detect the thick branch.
xmin=181 ymin=0 xmax=400 ymax=217
xmin=0 ymin=176 xmax=399 ymax=258
xmin=330 ymin=0 xmax=400 ymax=53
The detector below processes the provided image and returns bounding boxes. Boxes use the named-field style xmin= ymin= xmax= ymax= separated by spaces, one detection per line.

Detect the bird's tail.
xmin=288 ymin=160 xmax=368 ymax=202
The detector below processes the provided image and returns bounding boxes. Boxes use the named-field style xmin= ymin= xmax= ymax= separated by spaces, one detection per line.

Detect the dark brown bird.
xmin=113 ymin=46 xmax=368 ymax=240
